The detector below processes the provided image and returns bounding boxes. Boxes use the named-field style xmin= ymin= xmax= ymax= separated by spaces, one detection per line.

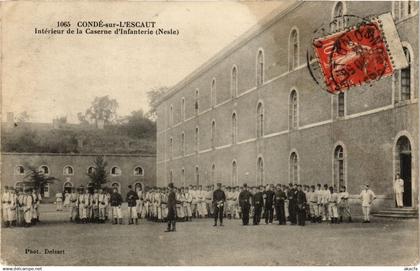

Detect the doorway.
xmin=396 ymin=136 xmax=412 ymax=207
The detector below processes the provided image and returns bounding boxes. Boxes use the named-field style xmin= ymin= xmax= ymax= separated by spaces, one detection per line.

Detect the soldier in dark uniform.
xmin=165 ymin=183 xmax=178 ymax=232
xmin=263 ymin=184 xmax=275 ymax=224
xmin=110 ymin=187 xmax=123 ymax=224
xmin=212 ymin=183 xmax=226 ymax=226
xmin=126 ymin=185 xmax=139 ymax=225
xmin=252 ymin=186 xmax=264 ymax=225
xmin=296 ymin=185 xmax=307 ymax=226
xmin=238 ymin=183 xmax=252 ymax=226
xmin=287 ymin=183 xmax=297 ymax=225
xmin=274 ymin=184 xmax=287 ymax=225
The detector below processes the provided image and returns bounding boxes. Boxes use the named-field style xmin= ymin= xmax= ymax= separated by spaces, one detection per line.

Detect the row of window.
xmin=167 ymin=144 xmax=346 ymax=187
xmin=14 ymin=165 xmax=145 ymax=177
xmin=166 ymin=1 xmax=415 ymax=129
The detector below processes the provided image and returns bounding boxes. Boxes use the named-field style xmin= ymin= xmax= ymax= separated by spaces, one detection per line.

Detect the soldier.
xmin=184 ymin=186 xmax=193 ymax=221
xmin=110 ymin=187 xmax=123 ymax=224
xmin=22 ymin=188 xmax=33 ymax=227
xmin=91 ymin=188 xmax=100 ymax=223
xmin=321 ymin=184 xmax=330 ymax=221
xmin=69 ymin=187 xmax=79 ymax=222
xmin=360 ymin=184 xmax=376 ymax=223
xmin=205 ymin=186 xmax=213 ymax=218
xmin=308 ymin=185 xmax=317 ymax=223
xmin=296 ymin=185 xmax=307 ymax=226
xmin=155 ymin=187 xmax=163 ymax=221
xmin=263 ymin=184 xmax=275 ymax=224
xmin=338 ymin=186 xmax=352 ymax=223
xmin=16 ymin=188 xmax=25 ymax=227
xmin=315 ymin=184 xmax=322 ymax=223
xmin=212 ymin=183 xmax=226 ymax=226
xmin=98 ymin=188 xmax=107 ymax=223
xmin=252 ymin=186 xmax=264 ymax=225
xmin=136 ymin=185 xmax=143 ymax=219
xmin=393 ymin=174 xmax=404 ymax=208
xmin=8 ymin=188 xmax=17 ymax=227
xmin=198 ymin=185 xmax=207 ymax=218
xmin=126 ymin=185 xmax=139 ymax=225
xmin=32 ymin=188 xmax=42 ymax=224
xmin=274 ymin=184 xmax=286 ymax=225
xmin=238 ymin=183 xmax=252 ymax=226
xmin=2 ymin=186 xmax=11 ymax=227
xmin=233 ymin=186 xmax=240 ymax=219
xmin=287 ymin=183 xmax=297 ymax=225
xmin=165 ymin=183 xmax=178 ymax=232
xmin=78 ymin=187 xmax=90 ymax=223
xmin=55 ymin=190 xmax=63 ymax=211
xmin=328 ymin=186 xmax=339 ymax=224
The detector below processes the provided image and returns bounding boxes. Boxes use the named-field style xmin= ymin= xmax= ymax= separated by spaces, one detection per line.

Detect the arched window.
xmin=15 ymin=165 xmax=25 ymax=175
xmin=395 ymin=135 xmax=412 ymax=206
xmin=195 ymin=126 xmax=199 ymax=152
xmin=231 ymin=66 xmax=238 ymax=98
xmin=111 ymin=166 xmax=122 ymax=176
xmin=232 ymin=112 xmax=237 ymax=144
xmin=257 ymin=157 xmax=264 ymax=185
xmin=195 ymin=89 xmax=199 ymax=114
xmin=181 ymin=132 xmax=185 ymax=156
xmin=332 ymin=2 xmax=346 ymax=32
xmin=257 ymin=102 xmax=264 ymax=138
xmin=195 ymin=166 xmax=200 ymax=185
xmin=63 ymin=165 xmax=74 ymax=176
xmin=256 ymin=50 xmax=264 ymax=86
xmin=211 ymin=120 xmax=216 ymax=149
xmin=39 ymin=165 xmax=49 ymax=175
xmin=169 ymin=104 xmax=173 ymax=126
xmin=111 ymin=182 xmax=121 ymax=193
xmin=289 ymin=152 xmax=299 ymax=184
xmin=334 ymin=145 xmax=345 ymax=188
xmin=133 ymin=166 xmax=144 ymax=176
xmin=169 ymin=137 xmax=173 ymax=159
xmin=87 ymin=166 xmax=96 ymax=174
xmin=211 ymin=164 xmax=216 ymax=184
xmin=63 ymin=181 xmax=73 ymax=193
xmin=289 ymin=29 xmax=299 ymax=70
xmin=289 ymin=90 xmax=298 ymax=129
xmin=181 ymin=98 xmax=185 ymax=121
xmin=401 ymin=47 xmax=411 ymax=101
xmin=232 ymin=160 xmax=238 ymax=185
xmin=211 ymin=78 xmax=216 ymax=107
xmin=338 ymin=92 xmax=345 ymax=117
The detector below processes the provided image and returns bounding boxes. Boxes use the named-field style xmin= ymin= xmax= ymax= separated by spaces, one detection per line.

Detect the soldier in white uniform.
xmin=136 ymin=186 xmax=143 ymax=219
xmin=79 ymin=188 xmax=91 ymax=223
xmin=32 ymin=189 xmax=42 ymax=224
xmin=191 ymin=186 xmax=198 ymax=218
xmin=338 ymin=185 xmax=352 ymax=223
xmin=321 ymin=184 xmax=330 ymax=221
xmin=205 ymin=186 xmax=213 ymax=218
xmin=198 ymin=185 xmax=208 ymax=218
xmin=328 ymin=186 xmax=339 ymax=223
xmin=69 ymin=187 xmax=79 ymax=222
xmin=308 ymin=185 xmax=317 ymax=223
xmin=55 ymin=191 xmax=63 ymax=211
xmin=91 ymin=189 xmax=100 ymax=223
xmin=8 ymin=188 xmax=17 ymax=227
xmin=184 ymin=187 xmax=193 ymax=221
xmin=393 ymin=174 xmax=404 ymax=208
xmin=23 ymin=188 xmax=34 ymax=227
xmin=98 ymin=188 xmax=108 ymax=223
xmin=2 ymin=186 xmax=11 ymax=227
xmin=360 ymin=184 xmax=376 ymax=223
xmin=16 ymin=188 xmax=25 ymax=226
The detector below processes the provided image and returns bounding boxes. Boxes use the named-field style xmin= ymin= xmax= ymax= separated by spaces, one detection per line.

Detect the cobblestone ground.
xmin=1 ymin=204 xmax=419 ymax=266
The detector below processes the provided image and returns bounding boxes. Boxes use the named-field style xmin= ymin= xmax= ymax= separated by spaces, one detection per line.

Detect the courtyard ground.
xmin=1 ymin=204 xmax=419 ymax=266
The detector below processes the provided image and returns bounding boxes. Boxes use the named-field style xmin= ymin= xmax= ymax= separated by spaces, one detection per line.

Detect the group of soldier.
xmin=1 ymin=186 xmax=42 ymax=228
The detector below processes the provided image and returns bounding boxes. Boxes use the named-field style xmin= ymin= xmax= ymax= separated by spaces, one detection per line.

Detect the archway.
xmin=395 ymin=136 xmax=412 ymax=207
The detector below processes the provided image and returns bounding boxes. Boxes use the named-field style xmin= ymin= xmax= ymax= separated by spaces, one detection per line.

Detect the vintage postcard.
xmin=1 ymin=0 xmax=419 ymax=268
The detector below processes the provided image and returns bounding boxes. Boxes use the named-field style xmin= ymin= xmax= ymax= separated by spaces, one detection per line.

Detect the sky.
xmin=1 ymin=1 xmax=291 ymax=123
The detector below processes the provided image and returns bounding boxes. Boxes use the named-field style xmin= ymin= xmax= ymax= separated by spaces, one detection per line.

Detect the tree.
xmin=80 ymin=96 xmax=119 ymax=127
xmin=16 ymin=111 xmax=30 ymax=123
xmin=121 ymin=110 xmax=156 ymax=138
xmin=24 ymin=165 xmax=59 ymax=196
xmin=87 ymin=156 xmax=109 ymax=189
xmin=145 ymin=87 xmax=168 ymax=121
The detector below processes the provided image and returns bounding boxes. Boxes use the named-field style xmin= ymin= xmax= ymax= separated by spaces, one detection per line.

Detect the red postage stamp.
xmin=313 ymin=18 xmax=394 ymax=94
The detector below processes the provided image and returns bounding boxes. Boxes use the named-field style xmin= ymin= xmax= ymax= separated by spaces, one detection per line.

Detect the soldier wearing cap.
xmin=8 ymin=187 xmax=17 ymax=227
xmin=78 ymin=187 xmax=90 ymax=223
xmin=32 ymin=188 xmax=42 ymax=224
xmin=238 ymin=183 xmax=252 ymax=226
xmin=69 ymin=187 xmax=79 ymax=222
xmin=22 ymin=188 xmax=34 ymax=227
xmin=274 ymin=184 xmax=286 ymax=225
xmin=110 ymin=187 xmax=123 ymax=224
xmin=296 ymin=185 xmax=307 ymax=226
xmin=2 ymin=186 xmax=11 ymax=227
xmin=165 ymin=183 xmax=178 ymax=232
xmin=212 ymin=183 xmax=226 ymax=226
xmin=126 ymin=185 xmax=139 ymax=224
xmin=252 ymin=186 xmax=264 ymax=225
xmin=16 ymin=187 xmax=25 ymax=226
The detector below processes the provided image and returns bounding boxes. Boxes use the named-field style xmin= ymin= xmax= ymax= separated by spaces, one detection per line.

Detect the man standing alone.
xmin=165 ymin=183 xmax=178 ymax=232
xmin=212 ymin=183 xmax=226 ymax=226
xmin=393 ymin=174 xmax=404 ymax=208
xmin=359 ymin=185 xmax=376 ymax=223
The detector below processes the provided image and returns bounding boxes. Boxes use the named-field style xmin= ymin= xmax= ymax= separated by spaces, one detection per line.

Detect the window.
xmin=257 ymin=102 xmax=264 ymax=138
xmin=181 ymin=168 xmax=185 ymax=186
xmin=87 ymin=166 xmax=96 ymax=174
xmin=195 ymin=126 xmax=199 ymax=152
xmin=211 ymin=78 xmax=216 ymax=107
xmin=195 ymin=89 xmax=199 ymax=114
xmin=289 ymin=29 xmax=299 ymax=70
xmin=257 ymin=50 xmax=264 ymax=86
xmin=331 ymin=2 xmax=346 ymax=32
xmin=181 ymin=98 xmax=185 ymax=121
xmin=394 ymin=1 xmax=417 ymax=20
xmin=289 ymin=90 xmax=298 ymax=129
xmin=169 ymin=170 xmax=173 ymax=183
xmin=231 ymin=66 xmax=238 ymax=98
xmin=289 ymin=152 xmax=299 ymax=184
xmin=257 ymin=157 xmax=264 ymax=185
xmin=338 ymin=92 xmax=345 ymax=117
xmin=211 ymin=164 xmax=216 ymax=184
xmin=15 ymin=165 xmax=25 ymax=175
xmin=232 ymin=113 xmax=237 ymax=144
xmin=195 ymin=166 xmax=200 ymax=185
xmin=232 ymin=160 xmax=238 ymax=185
xmin=169 ymin=137 xmax=173 ymax=159
xmin=181 ymin=132 xmax=185 ymax=156
xmin=401 ymin=47 xmax=411 ymax=101
xmin=111 ymin=182 xmax=120 ymax=193
xmin=63 ymin=181 xmax=73 ymax=193
xmin=111 ymin=166 xmax=122 ymax=176
xmin=334 ymin=145 xmax=345 ymax=188
xmin=169 ymin=104 xmax=173 ymax=126
xmin=44 ymin=184 xmax=50 ymax=198
xmin=211 ymin=120 xmax=216 ymax=149
xmin=134 ymin=166 xmax=144 ymax=176
xmin=63 ymin=166 xmax=74 ymax=176
xmin=39 ymin=165 xmax=49 ymax=175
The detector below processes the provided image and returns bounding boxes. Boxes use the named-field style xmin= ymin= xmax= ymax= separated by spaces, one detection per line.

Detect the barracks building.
xmin=155 ymin=1 xmax=418 ymax=210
